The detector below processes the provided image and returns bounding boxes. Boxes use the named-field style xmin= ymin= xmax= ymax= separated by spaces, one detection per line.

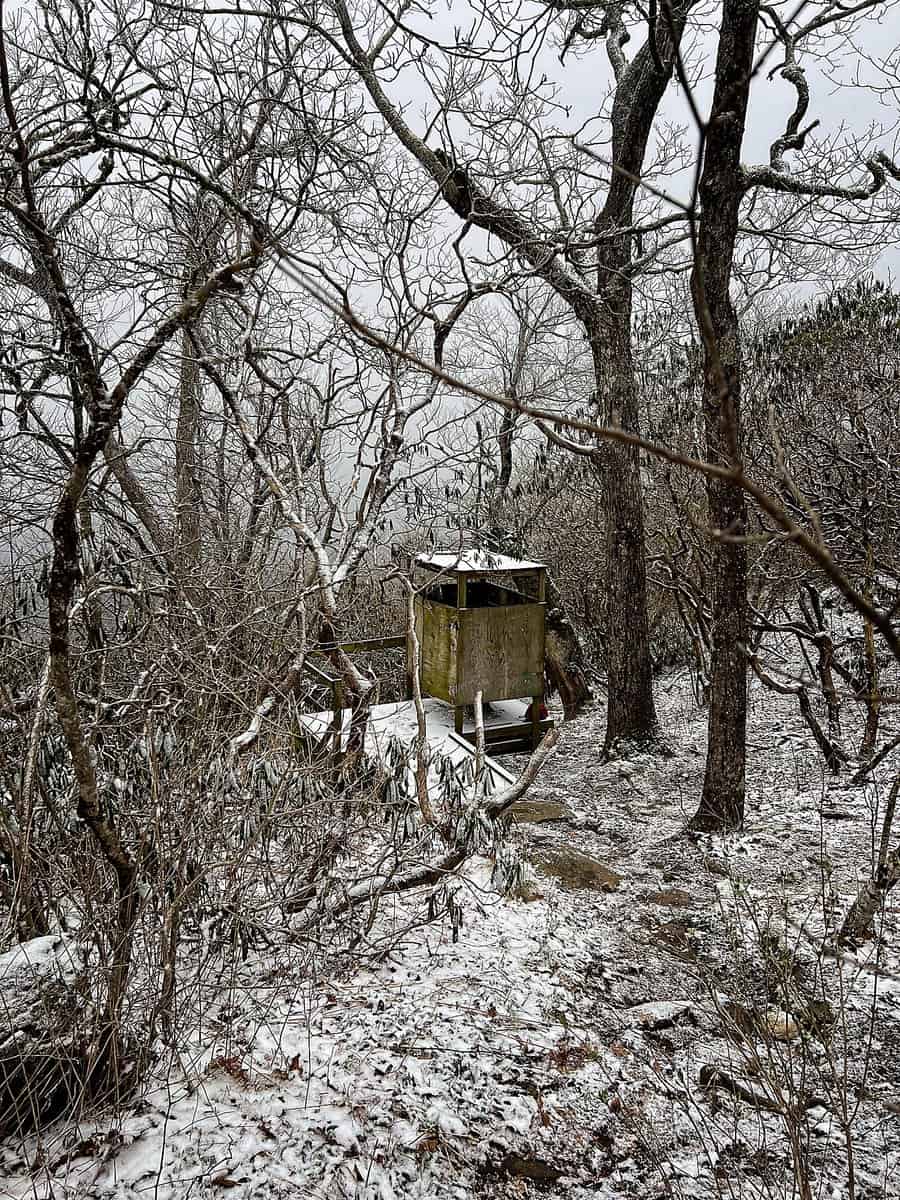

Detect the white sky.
xmin=393 ymin=0 xmax=900 ymax=291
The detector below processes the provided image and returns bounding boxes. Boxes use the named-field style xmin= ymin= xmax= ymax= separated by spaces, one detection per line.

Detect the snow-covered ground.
xmin=2 ymin=661 xmax=900 ymax=1199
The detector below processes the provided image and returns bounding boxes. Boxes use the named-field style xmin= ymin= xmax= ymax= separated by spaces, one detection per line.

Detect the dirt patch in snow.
xmin=510 ymin=800 xmax=573 ymax=825
xmin=531 ymin=847 xmax=623 ymax=892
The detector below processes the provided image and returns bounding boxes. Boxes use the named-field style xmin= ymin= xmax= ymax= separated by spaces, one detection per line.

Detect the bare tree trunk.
xmin=591 ymin=2 xmax=697 ymax=751
xmin=496 ymin=408 xmax=516 ymax=497
xmin=839 ymin=774 xmax=900 ymax=946
xmin=332 ymin=0 xmax=696 ymax=753
xmin=174 ymin=326 xmax=203 ymax=577
xmin=406 ymin=588 xmax=435 ymax=825
xmin=494 ymin=309 xmax=528 ymax=500
xmin=172 ymin=202 xmax=226 ymax=613
xmin=592 ymin=0 xmax=696 ymax=748
xmin=591 ymin=321 xmax=657 ymax=750
xmin=76 ymin=488 xmax=106 ymax=692
xmin=687 ymin=0 xmax=759 ymax=831
xmin=48 ymin=455 xmax=139 ymax=1057
xmin=859 ymin=599 xmax=881 ymax=761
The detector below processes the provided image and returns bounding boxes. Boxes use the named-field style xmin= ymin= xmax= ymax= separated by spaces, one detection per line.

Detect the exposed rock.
xmin=718 ymin=1000 xmax=803 ymax=1043
xmin=764 ymin=1008 xmax=801 ymax=1042
xmin=509 ymin=799 xmax=573 ymax=825
xmin=497 ymin=1151 xmax=565 ymax=1186
xmin=531 ymin=848 xmax=622 ymax=892
xmin=645 ymin=915 xmax=699 ymax=963
xmin=628 ymin=999 xmax=696 ymax=1030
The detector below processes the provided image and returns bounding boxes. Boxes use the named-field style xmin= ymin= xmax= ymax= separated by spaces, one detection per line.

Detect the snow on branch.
xmin=742 ymin=149 xmax=900 ymax=200
xmin=187 ymin=328 xmax=374 ymax=754
xmin=290 ymin=725 xmax=559 ymax=933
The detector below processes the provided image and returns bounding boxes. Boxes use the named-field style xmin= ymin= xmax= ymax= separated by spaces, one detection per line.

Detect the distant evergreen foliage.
xmin=748 ymin=281 xmax=900 ymax=576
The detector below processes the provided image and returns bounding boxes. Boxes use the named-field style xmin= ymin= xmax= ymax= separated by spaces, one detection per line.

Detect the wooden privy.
xmin=413 ymin=551 xmax=552 ymax=752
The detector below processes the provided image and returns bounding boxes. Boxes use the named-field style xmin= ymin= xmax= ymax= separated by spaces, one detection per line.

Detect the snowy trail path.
xmin=3 ymin=670 xmax=900 ymax=1199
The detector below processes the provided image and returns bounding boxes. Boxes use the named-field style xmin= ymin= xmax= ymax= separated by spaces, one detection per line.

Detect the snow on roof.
xmin=415 ymin=550 xmax=544 ymax=574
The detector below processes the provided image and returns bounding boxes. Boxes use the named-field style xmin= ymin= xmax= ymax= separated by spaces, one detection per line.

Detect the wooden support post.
xmin=331 ymin=681 xmax=345 ymax=758
xmin=454 ymin=704 xmax=464 ymax=735
xmin=405 ymin=609 xmax=415 ymax=701
xmin=533 ymin=568 xmax=547 ymax=747
xmin=457 ymin=573 xmax=467 ymax=609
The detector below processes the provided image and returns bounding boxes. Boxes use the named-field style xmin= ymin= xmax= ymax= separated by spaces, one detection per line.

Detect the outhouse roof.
xmin=415 ymin=550 xmax=544 ymax=575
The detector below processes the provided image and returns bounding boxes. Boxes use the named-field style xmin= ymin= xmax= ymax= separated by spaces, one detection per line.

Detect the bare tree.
xmin=685 ymin=0 xmax=759 ymax=830
xmin=311 ymin=0 xmax=708 ymax=751
xmin=686 ymin=0 xmax=899 ymax=830
xmin=0 ymin=0 xmax=317 ymax=1055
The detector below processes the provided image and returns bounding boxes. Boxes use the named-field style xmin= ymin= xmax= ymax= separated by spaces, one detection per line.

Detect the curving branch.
xmin=762 ymin=10 xmax=819 ymax=176
xmin=749 ymin=0 xmax=898 ymax=194
xmin=329 ymin=0 xmax=600 ymax=325
xmin=742 ymin=149 xmax=900 ymax=199
xmin=278 ymin=253 xmax=900 ymax=671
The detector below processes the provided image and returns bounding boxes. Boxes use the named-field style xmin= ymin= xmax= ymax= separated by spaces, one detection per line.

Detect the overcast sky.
xmin=403 ymin=1 xmax=900 ymax=290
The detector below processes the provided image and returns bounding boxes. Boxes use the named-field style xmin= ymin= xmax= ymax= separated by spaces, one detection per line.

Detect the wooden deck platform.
xmin=295 ymin=697 xmax=548 ymax=794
